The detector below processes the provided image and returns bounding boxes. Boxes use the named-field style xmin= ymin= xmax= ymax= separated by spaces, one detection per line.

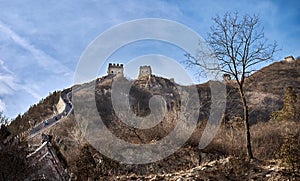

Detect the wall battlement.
xmin=106 ymin=63 xmax=153 ymax=79
xmin=107 ymin=63 xmax=124 ymax=76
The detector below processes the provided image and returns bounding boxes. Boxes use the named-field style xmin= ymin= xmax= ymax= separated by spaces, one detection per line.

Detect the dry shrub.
xmin=197 ymin=121 xmax=245 ymax=157
xmin=252 ymin=121 xmax=300 ymax=160
xmin=198 ymin=120 xmax=300 ymax=160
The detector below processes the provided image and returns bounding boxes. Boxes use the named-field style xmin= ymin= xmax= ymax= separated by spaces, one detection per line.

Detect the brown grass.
xmin=201 ymin=120 xmax=300 ymax=160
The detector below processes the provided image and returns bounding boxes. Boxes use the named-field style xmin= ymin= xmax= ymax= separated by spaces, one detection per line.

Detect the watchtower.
xmin=138 ymin=65 xmax=152 ymax=78
xmin=284 ymin=56 xmax=295 ymax=63
xmin=107 ymin=63 xmax=124 ymax=76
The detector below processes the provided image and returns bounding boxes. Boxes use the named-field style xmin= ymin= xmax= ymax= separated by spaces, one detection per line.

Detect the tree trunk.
xmin=239 ymin=86 xmax=254 ymax=159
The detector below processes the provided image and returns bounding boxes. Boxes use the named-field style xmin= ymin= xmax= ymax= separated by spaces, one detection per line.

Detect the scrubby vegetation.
xmin=0 ymin=112 xmax=36 ymax=180
xmin=8 ymin=91 xmax=60 ymax=136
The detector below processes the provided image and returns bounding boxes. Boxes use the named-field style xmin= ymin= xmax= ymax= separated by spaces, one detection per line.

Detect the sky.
xmin=0 ymin=0 xmax=299 ymax=119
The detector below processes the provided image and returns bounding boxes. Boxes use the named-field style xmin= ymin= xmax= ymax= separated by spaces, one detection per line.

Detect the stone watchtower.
xmin=284 ymin=56 xmax=295 ymax=63
xmin=138 ymin=65 xmax=152 ymax=78
xmin=107 ymin=63 xmax=124 ymax=77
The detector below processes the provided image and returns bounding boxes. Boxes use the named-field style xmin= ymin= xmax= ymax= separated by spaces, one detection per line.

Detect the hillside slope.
xmin=247 ymin=59 xmax=300 ymax=96
xmin=7 ymin=57 xmax=300 ymax=180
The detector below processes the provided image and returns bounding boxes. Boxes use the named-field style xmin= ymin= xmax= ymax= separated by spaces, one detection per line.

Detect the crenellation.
xmin=107 ymin=63 xmax=124 ymax=76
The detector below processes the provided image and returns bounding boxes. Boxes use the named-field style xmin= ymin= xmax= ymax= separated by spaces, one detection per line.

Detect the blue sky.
xmin=0 ymin=0 xmax=299 ymax=118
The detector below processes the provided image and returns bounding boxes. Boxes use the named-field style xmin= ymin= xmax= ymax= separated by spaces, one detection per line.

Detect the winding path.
xmin=27 ymin=89 xmax=73 ymax=139
xmin=27 ymin=75 xmax=112 ymax=139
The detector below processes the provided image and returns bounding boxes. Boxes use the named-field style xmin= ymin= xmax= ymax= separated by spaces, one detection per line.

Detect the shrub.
xmin=277 ymin=133 xmax=300 ymax=172
xmin=272 ymin=86 xmax=298 ymax=122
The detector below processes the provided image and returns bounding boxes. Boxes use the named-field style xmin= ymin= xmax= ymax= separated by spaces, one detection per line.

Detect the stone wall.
xmin=27 ymin=142 xmax=69 ymax=180
xmin=55 ymin=96 xmax=65 ymax=114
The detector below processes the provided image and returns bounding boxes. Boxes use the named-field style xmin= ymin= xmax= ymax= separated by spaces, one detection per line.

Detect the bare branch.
xmin=183 ymin=12 xmax=279 ymax=159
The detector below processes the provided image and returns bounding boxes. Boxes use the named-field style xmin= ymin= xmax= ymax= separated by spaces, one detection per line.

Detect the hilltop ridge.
xmin=247 ymin=56 xmax=300 ymax=96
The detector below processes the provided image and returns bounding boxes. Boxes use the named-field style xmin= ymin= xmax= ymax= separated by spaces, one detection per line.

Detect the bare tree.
xmin=186 ymin=12 xmax=278 ymax=159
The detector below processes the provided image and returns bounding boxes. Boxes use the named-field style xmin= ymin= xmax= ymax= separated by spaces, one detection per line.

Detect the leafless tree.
xmin=186 ymin=12 xmax=278 ymax=159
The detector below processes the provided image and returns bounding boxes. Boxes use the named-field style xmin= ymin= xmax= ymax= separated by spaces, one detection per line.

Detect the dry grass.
xmin=201 ymin=120 xmax=300 ymax=160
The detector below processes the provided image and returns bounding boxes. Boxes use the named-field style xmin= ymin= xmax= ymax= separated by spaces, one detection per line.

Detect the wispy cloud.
xmin=0 ymin=60 xmax=13 ymax=74
xmin=0 ymin=20 xmax=73 ymax=76
xmin=0 ymin=58 xmax=42 ymax=117
xmin=0 ymin=59 xmax=17 ymax=95
xmin=0 ymin=74 xmax=15 ymax=95
xmin=0 ymin=75 xmax=41 ymax=100
xmin=0 ymin=59 xmax=41 ymax=99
